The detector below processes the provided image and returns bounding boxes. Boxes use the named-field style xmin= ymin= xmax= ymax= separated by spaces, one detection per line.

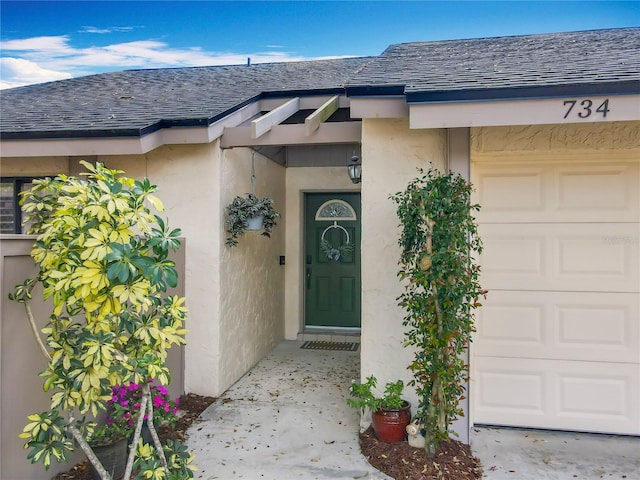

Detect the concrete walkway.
xmin=186 ymin=341 xmax=640 ymax=480
xmin=186 ymin=341 xmax=391 ymax=479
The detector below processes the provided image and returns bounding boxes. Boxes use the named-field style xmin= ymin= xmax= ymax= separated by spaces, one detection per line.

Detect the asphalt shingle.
xmin=348 ymin=28 xmax=640 ymax=97
xmin=0 ymin=57 xmax=372 ymax=138
xmin=1 ymin=28 xmax=638 ymax=140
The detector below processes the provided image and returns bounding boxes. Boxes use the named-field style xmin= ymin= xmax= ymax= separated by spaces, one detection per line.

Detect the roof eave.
xmin=0 ymin=89 xmax=350 ymax=141
xmin=405 ymin=80 xmax=640 ymax=104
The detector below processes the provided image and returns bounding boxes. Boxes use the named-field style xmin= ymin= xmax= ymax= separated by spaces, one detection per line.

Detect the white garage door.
xmin=472 ymin=158 xmax=640 ymax=435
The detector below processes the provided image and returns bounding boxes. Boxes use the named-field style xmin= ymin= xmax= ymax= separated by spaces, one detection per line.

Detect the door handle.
xmin=306 ymin=268 xmax=311 ymax=289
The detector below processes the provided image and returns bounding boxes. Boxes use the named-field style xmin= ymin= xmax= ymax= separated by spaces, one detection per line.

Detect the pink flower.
xmin=157 ymin=386 xmax=169 ymax=396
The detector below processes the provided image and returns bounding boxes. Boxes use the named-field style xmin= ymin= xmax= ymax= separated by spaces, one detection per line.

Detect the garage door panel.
xmin=480 ymin=223 xmax=639 ymax=292
xmin=473 ymin=153 xmax=640 ymax=435
xmin=473 ymin=357 xmax=640 ymax=435
xmin=474 ymin=161 xmax=639 ymax=223
xmin=475 ymin=166 xmax=545 ymax=215
xmin=475 ymin=291 xmax=639 ymax=363
xmin=557 ymin=167 xmax=632 ymax=212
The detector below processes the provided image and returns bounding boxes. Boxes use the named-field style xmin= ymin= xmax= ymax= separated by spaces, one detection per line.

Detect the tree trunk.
xmin=67 ymin=422 xmax=112 ymax=480
xmin=421 ymin=216 xmax=447 ymax=458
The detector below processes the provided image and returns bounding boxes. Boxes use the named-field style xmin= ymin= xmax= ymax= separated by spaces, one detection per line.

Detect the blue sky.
xmin=1 ymin=1 xmax=638 ymax=89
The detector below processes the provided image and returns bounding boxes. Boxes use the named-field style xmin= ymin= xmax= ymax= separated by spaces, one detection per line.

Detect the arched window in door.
xmin=314 ymin=199 xmax=357 ymax=221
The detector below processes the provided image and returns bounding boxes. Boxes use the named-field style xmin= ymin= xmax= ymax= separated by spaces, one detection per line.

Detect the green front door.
xmin=304 ymin=193 xmax=361 ymax=328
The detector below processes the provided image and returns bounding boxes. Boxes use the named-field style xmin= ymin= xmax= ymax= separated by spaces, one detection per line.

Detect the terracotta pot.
xmin=89 ymin=437 xmax=127 ymax=480
xmin=372 ymin=400 xmax=411 ymax=443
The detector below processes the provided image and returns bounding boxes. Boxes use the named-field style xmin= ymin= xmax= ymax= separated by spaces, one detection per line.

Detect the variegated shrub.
xmin=10 ymin=161 xmax=194 ymax=479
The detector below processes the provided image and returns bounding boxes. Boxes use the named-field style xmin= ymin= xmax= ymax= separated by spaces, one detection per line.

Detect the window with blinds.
xmin=0 ymin=179 xmax=35 ymax=234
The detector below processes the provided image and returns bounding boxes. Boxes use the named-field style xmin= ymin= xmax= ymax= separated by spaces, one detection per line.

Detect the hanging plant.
xmin=225 ymin=193 xmax=280 ymax=247
xmin=391 ymin=166 xmax=486 ymax=458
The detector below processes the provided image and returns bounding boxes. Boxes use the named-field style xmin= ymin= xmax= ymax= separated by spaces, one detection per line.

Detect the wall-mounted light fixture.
xmin=347 ymin=153 xmax=362 ymax=184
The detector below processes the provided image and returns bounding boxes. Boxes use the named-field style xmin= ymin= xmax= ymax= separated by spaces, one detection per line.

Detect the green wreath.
xmin=320 ymin=239 xmax=354 ymax=262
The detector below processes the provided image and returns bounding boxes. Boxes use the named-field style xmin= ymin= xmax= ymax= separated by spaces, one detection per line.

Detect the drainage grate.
xmin=301 ymin=341 xmax=359 ymax=351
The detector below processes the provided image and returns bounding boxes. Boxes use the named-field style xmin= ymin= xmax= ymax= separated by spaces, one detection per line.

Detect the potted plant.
xmin=348 ymin=375 xmax=411 ymax=443
xmin=87 ymin=423 xmax=131 ymax=480
xmin=225 ymin=193 xmax=280 ymax=247
xmin=11 ymin=161 xmax=195 ymax=480
xmin=109 ymin=381 xmax=179 ymax=446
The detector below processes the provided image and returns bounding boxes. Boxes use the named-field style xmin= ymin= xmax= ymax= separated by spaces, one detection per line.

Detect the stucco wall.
xmin=102 ymin=144 xmax=223 ymax=395
xmin=359 ymin=118 xmax=451 ymax=427
xmin=218 ymin=148 xmax=286 ymax=391
xmin=0 ymin=156 xmax=69 ymax=176
xmin=284 ymin=167 xmax=360 ymax=339
xmin=471 ymin=121 xmax=640 ymax=160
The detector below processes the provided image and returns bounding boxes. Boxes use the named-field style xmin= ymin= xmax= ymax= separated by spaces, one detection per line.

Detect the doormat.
xmin=301 ymin=341 xmax=359 ymax=351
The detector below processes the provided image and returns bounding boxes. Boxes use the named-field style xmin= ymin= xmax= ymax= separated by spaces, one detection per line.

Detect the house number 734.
xmin=563 ymin=99 xmax=610 ymax=119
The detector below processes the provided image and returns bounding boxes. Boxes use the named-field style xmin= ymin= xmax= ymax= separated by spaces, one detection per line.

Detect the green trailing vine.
xmin=391 ymin=166 xmax=485 ymax=458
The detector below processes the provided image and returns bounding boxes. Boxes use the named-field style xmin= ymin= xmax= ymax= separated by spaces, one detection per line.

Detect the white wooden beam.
xmin=221 ymin=122 xmax=361 ymax=148
xmin=259 ymin=95 xmax=350 ymax=111
xmin=251 ymin=97 xmax=300 ymax=139
xmin=305 ymin=95 xmax=339 ymax=136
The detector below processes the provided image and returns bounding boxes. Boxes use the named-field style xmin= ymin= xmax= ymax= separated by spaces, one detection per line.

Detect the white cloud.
xmin=80 ymin=26 xmax=136 ymax=34
xmin=0 ymin=35 xmax=352 ymax=89
xmin=0 ymin=36 xmax=71 ymax=51
xmin=0 ymin=57 xmax=72 ymax=89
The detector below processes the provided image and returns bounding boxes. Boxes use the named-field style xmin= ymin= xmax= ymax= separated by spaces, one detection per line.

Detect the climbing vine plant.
xmin=391 ymin=166 xmax=485 ymax=458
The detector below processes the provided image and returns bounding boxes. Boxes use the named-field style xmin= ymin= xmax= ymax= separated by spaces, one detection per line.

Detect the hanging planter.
xmin=225 ymin=152 xmax=281 ymax=247
xmin=225 ymin=193 xmax=280 ymax=247
xmin=246 ymin=214 xmax=265 ymax=231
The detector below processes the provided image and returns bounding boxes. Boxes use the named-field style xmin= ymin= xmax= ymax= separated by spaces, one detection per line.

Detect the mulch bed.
xmin=51 ymin=393 xmax=216 ymax=480
xmin=360 ymin=426 xmax=483 ymax=480
xmin=52 ymin=394 xmax=482 ymax=480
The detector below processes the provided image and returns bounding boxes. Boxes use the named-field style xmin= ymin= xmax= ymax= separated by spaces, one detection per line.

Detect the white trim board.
xmin=410 ymin=95 xmax=640 ymax=129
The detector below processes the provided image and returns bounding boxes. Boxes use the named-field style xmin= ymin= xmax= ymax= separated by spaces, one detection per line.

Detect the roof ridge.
xmin=385 ymin=26 xmax=640 ymax=50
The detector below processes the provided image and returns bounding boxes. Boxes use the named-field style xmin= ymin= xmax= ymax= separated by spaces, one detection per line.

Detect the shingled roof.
xmin=347 ymin=27 xmax=640 ymax=101
xmin=0 ymin=57 xmax=372 ymax=139
xmin=1 ymin=28 xmax=638 ymax=140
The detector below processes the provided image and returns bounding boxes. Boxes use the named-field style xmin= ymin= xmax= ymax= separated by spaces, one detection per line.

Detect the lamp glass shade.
xmin=347 ymin=163 xmax=362 ymax=184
